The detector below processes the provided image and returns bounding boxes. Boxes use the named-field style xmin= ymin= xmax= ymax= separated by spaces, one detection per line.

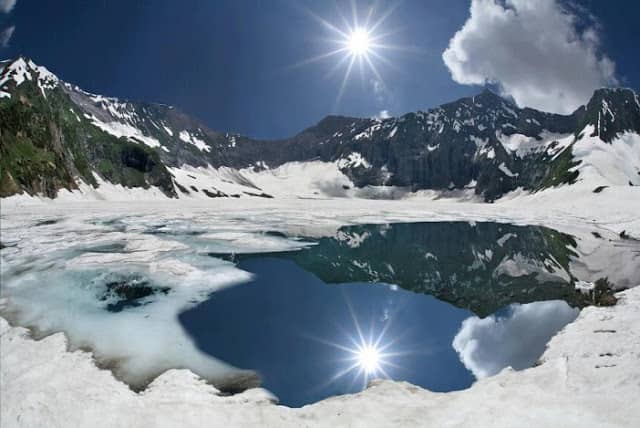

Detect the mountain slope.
xmin=1 ymin=57 xmax=639 ymax=200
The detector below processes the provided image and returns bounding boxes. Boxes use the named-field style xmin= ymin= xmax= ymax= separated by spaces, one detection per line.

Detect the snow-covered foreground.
xmin=1 ymin=186 xmax=639 ymax=427
xmin=1 ymin=286 xmax=638 ymax=427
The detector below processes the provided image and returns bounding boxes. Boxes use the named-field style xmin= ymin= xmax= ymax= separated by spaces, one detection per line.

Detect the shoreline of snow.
xmin=2 ymin=184 xmax=639 ymax=238
xmin=1 ymin=286 xmax=638 ymax=427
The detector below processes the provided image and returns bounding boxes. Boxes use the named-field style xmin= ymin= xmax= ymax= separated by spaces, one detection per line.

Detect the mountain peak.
xmin=474 ymin=87 xmax=510 ymax=104
xmin=304 ymin=115 xmax=364 ymax=136
xmin=591 ymin=87 xmax=638 ymax=99
xmin=479 ymin=87 xmax=500 ymax=97
xmin=0 ymin=56 xmax=59 ymax=98
xmin=581 ymin=87 xmax=640 ymax=142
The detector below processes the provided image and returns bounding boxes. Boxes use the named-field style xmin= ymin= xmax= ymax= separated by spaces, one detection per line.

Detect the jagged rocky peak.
xmin=315 ymin=114 xmax=362 ymax=130
xmin=581 ymin=87 xmax=640 ymax=142
xmin=0 ymin=56 xmax=59 ymax=98
xmin=298 ymin=114 xmax=368 ymax=140
xmin=442 ymin=88 xmax=516 ymax=112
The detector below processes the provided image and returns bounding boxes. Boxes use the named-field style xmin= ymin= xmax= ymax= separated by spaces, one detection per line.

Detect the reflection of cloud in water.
xmin=452 ymin=300 xmax=579 ymax=378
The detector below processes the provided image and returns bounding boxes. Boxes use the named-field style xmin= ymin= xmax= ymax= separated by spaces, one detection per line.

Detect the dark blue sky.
xmin=2 ymin=0 xmax=639 ymax=139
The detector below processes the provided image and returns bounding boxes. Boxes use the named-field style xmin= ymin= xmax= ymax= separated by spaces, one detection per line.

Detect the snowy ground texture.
xmin=1 ymin=182 xmax=639 ymax=427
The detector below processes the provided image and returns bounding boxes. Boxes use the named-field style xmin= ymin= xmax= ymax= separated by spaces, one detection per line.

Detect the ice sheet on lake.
xmin=0 ymin=215 xmax=318 ymax=390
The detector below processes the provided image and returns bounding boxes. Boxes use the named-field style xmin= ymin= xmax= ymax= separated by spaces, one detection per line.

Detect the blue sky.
xmin=1 ymin=0 xmax=639 ymax=139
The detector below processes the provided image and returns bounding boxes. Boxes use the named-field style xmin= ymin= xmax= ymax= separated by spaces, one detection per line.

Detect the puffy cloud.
xmin=0 ymin=25 xmax=14 ymax=48
xmin=0 ymin=0 xmax=17 ymax=13
xmin=442 ymin=0 xmax=617 ymax=114
xmin=452 ymin=300 xmax=578 ymax=378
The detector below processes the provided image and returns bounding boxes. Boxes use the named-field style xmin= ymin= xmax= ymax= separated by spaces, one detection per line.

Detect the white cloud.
xmin=0 ymin=25 xmax=14 ymax=48
xmin=452 ymin=300 xmax=578 ymax=378
xmin=442 ymin=0 xmax=617 ymax=114
xmin=376 ymin=110 xmax=391 ymax=119
xmin=0 ymin=0 xmax=17 ymax=13
xmin=370 ymin=77 xmax=396 ymax=119
xmin=370 ymin=77 xmax=387 ymax=104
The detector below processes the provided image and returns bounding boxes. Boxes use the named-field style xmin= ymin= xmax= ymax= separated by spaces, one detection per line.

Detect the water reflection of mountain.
xmin=224 ymin=222 xmax=589 ymax=317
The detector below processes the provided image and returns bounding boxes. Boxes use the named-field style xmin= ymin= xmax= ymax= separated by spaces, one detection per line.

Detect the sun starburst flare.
xmin=293 ymin=1 xmax=407 ymax=108
xmin=303 ymin=290 xmax=420 ymax=392
xmin=346 ymin=28 xmax=371 ymax=56
xmin=355 ymin=343 xmax=381 ymax=373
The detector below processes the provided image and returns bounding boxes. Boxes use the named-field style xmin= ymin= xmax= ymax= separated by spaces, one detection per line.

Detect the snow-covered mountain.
xmin=1 ymin=56 xmax=639 ymax=201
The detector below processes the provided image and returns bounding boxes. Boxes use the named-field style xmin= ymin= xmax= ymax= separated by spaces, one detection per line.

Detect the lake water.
xmin=180 ymin=221 xmax=590 ymax=406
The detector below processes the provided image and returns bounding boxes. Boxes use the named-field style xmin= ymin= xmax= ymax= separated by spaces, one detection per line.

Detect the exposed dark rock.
xmin=202 ymin=188 xmax=227 ymax=198
xmin=242 ymin=191 xmax=274 ymax=198
xmin=34 ymin=219 xmax=59 ymax=226
xmin=100 ymin=275 xmax=170 ymax=312
xmin=174 ymin=182 xmax=189 ymax=194
xmin=590 ymin=278 xmax=618 ymax=307
xmin=593 ymin=186 xmax=608 ymax=193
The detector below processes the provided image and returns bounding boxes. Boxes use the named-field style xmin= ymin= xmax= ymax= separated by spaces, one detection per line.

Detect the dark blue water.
xmin=180 ymin=257 xmax=475 ymax=407
xmin=178 ymin=221 xmax=600 ymax=407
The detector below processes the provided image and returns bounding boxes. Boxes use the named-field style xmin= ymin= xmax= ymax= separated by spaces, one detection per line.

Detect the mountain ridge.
xmin=1 ymin=56 xmax=639 ymax=200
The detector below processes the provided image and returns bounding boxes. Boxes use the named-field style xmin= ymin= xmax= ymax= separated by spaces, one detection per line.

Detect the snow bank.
xmin=497 ymin=131 xmax=571 ymax=158
xmin=85 ymin=113 xmax=167 ymax=150
xmin=179 ymin=130 xmax=211 ymax=152
xmin=168 ymin=161 xmax=355 ymax=200
xmin=571 ymin=128 xmax=640 ymax=187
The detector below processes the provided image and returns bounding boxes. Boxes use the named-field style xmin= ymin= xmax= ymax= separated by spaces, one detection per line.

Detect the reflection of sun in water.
xmin=355 ymin=343 xmax=381 ymax=373
xmin=306 ymin=291 xmax=415 ymax=392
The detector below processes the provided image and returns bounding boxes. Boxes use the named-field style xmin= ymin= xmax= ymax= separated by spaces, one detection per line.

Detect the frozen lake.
xmin=1 ymin=214 xmax=637 ymax=406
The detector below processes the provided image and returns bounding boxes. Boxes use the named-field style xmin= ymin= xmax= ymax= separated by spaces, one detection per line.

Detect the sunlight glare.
xmin=348 ymin=28 xmax=371 ymax=56
xmin=293 ymin=1 xmax=406 ymax=108
xmin=356 ymin=344 xmax=381 ymax=373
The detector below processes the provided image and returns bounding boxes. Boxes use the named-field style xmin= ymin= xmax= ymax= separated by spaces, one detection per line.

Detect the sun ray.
xmin=336 ymin=1 xmax=354 ymax=34
xmin=298 ymin=5 xmax=351 ymax=40
xmin=343 ymin=291 xmax=367 ymax=345
xmin=363 ymin=5 xmax=374 ymax=29
xmin=287 ymin=47 xmax=349 ymax=70
xmin=324 ymin=50 xmax=354 ymax=79
xmin=333 ymin=54 xmax=356 ymax=109
xmin=301 ymin=333 xmax=361 ymax=354
xmin=368 ymin=1 xmax=402 ymax=34
xmin=370 ymin=42 xmax=424 ymax=54
xmin=350 ymin=0 xmax=359 ymax=29
xmin=369 ymin=27 xmax=405 ymax=43
xmin=367 ymin=49 xmax=402 ymax=73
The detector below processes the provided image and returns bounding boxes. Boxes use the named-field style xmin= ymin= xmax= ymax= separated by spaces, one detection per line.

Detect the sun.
xmin=355 ymin=343 xmax=381 ymax=374
xmin=347 ymin=28 xmax=371 ymax=56
xmin=293 ymin=1 xmax=407 ymax=108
